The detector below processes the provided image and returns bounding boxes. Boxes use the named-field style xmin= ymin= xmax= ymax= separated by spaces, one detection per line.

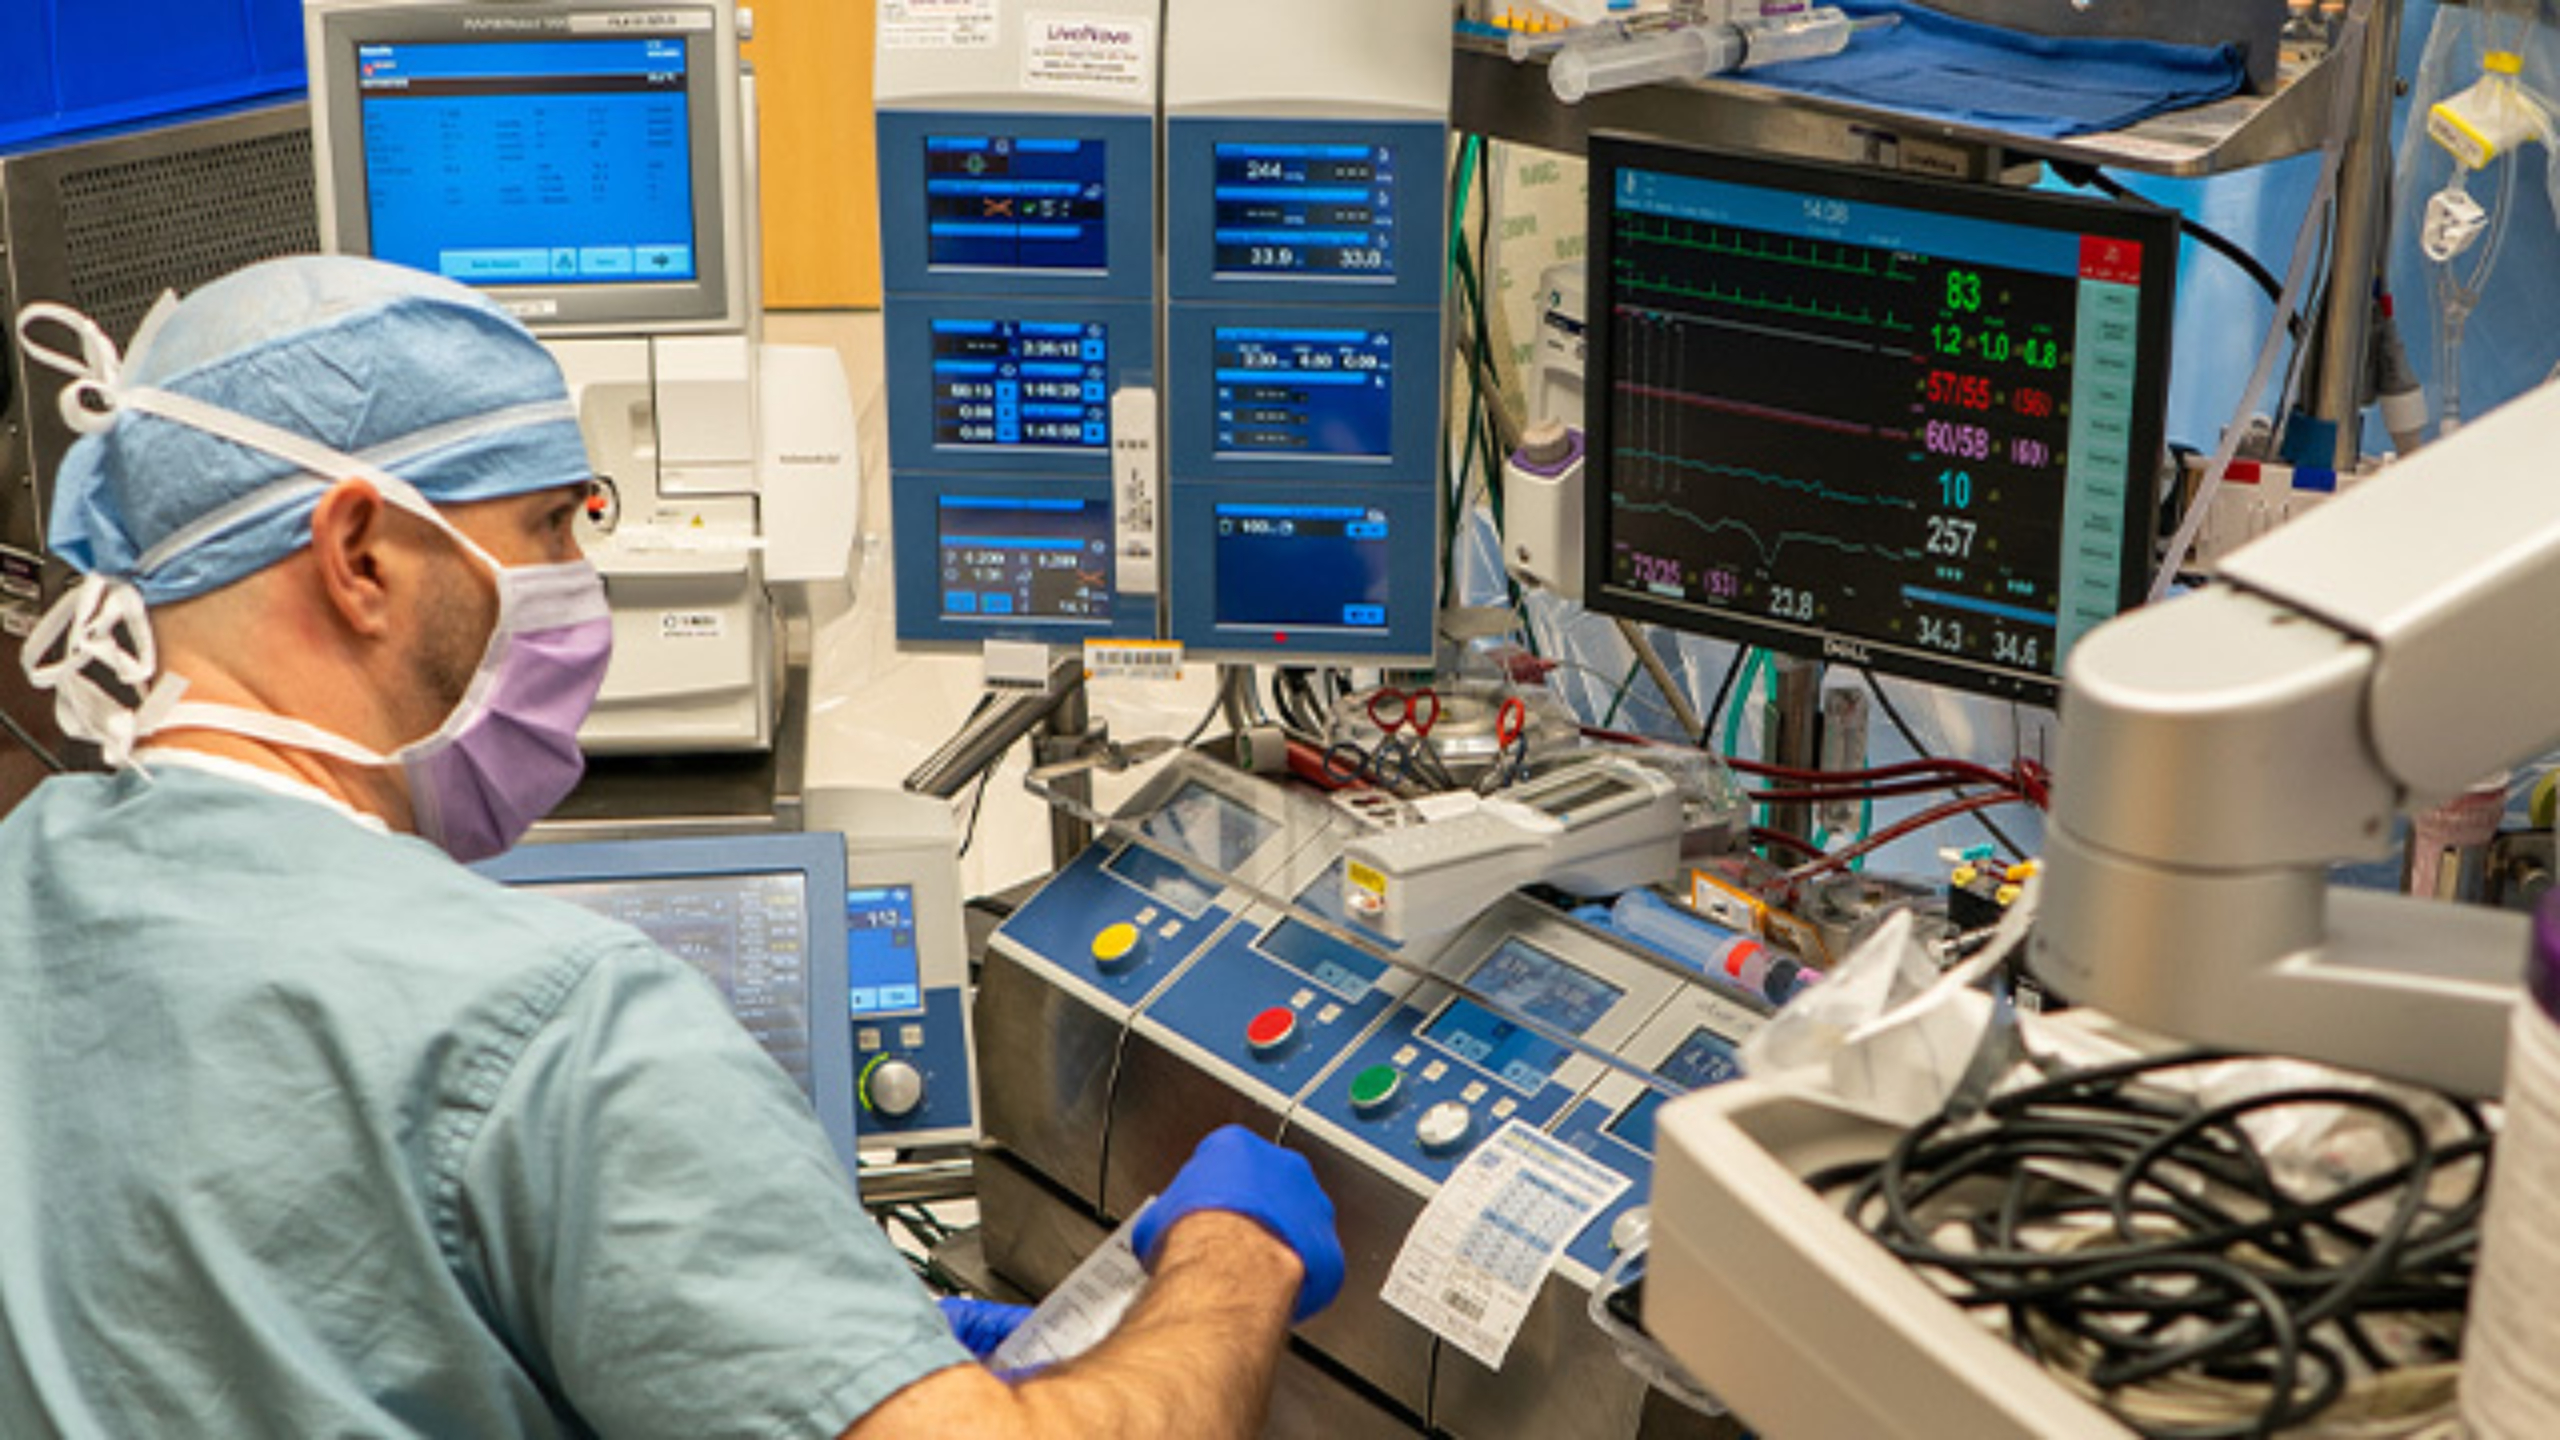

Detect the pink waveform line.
xmin=1614 ymin=382 xmax=1882 ymax=439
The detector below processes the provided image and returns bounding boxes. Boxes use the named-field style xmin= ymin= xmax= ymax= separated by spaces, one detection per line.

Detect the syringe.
xmin=1549 ymin=7 xmax=1898 ymax=105
xmin=1508 ymin=8 xmax=1683 ymax=63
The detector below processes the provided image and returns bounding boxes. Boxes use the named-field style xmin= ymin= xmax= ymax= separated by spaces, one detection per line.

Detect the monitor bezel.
xmin=1582 ymin=132 xmax=2177 ymax=708
xmin=472 ymin=831 xmax=858 ymax=1179
xmin=308 ymin=0 xmax=747 ymax=336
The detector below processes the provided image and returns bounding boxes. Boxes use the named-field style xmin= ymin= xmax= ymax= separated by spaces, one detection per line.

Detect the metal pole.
xmin=1770 ymin=656 xmax=1823 ymax=843
xmin=1611 ymin=616 xmax=1706 ymax=740
xmin=1044 ymin=676 xmax=1094 ymax=866
xmin=2312 ymin=0 xmax=2404 ymax=469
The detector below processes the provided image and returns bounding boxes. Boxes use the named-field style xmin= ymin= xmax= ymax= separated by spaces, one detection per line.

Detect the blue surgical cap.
xmin=44 ymin=255 xmax=593 ymax=605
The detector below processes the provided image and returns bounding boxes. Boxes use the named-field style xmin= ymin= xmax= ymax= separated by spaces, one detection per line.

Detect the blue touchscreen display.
xmin=360 ymin=38 xmax=697 ymax=285
xmin=1213 ymin=328 xmax=1393 ymax=459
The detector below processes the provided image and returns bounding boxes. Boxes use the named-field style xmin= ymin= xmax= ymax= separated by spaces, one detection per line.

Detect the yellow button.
xmin=1995 ymin=883 xmax=2022 ymax=906
xmin=1951 ymin=864 xmax=1980 ymax=887
xmin=1091 ymin=922 xmax=1141 ymax=966
xmin=2004 ymin=862 xmax=2035 ymax=884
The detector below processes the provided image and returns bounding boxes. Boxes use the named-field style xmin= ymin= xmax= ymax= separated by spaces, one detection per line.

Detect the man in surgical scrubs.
xmin=0 ymin=256 xmax=1342 ymax=1439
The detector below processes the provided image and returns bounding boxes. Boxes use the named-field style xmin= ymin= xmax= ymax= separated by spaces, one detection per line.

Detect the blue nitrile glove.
xmin=1128 ymin=1125 xmax=1344 ymax=1323
xmin=938 ymin=1295 xmax=1034 ymax=1359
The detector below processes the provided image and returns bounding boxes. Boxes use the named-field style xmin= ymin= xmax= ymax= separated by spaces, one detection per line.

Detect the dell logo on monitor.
xmin=1823 ymin=638 xmax=1873 ymax=665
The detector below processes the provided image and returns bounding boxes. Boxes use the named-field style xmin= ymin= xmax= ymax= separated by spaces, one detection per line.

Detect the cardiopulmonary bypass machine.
xmin=878 ymin=0 xmax=1448 ymax=662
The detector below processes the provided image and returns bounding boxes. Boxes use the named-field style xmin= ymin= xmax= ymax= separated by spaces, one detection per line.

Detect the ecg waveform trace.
xmin=1603 ymin=200 xmax=2079 ymax=676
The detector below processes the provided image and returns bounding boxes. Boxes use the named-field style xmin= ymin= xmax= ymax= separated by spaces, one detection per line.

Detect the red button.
xmin=1246 ymin=1005 xmax=1298 ymax=1055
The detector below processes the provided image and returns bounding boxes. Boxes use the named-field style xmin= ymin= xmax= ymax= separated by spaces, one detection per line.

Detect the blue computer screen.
xmin=1213 ymin=141 xmax=1397 ymax=279
xmin=523 ymin=871 xmax=813 ymax=1097
xmin=1470 ymin=940 xmax=1624 ymax=1036
xmin=1427 ymin=998 xmax=1573 ymax=1095
xmin=846 ymin=884 xmax=922 ymax=1017
xmin=936 ymin=496 xmax=1113 ymax=621
xmin=1607 ymin=1026 xmax=1745 ymax=1152
xmin=927 ymin=135 xmax=1110 ymax=271
xmin=358 ymin=38 xmax=697 ymax=285
xmin=1213 ymin=503 xmax=1390 ymax=631
xmin=1213 ymin=327 xmax=1394 ymax=458
xmin=932 ymin=319 xmax=1109 ymax=450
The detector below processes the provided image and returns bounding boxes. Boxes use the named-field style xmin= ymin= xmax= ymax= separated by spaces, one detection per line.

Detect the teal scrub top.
xmin=0 ymin=765 xmax=970 ymax=1437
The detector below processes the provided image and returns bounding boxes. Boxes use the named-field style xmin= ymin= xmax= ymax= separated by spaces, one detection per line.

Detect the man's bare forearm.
xmin=1011 ymin=1211 xmax=1302 ymax=1437
xmin=847 ymin=1211 xmax=1306 ymax=1440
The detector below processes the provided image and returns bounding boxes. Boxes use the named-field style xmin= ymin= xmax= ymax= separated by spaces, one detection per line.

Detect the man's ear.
xmin=307 ymin=479 xmax=398 ymax=639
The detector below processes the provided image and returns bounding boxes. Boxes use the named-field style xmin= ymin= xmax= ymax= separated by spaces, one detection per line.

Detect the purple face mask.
xmin=396 ymin=553 xmax=612 ymax=862
xmin=145 ymin=480 xmax=612 ymax=863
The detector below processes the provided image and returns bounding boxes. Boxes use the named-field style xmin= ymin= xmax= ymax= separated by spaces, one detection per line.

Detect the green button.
xmin=1349 ymin=1063 xmax=1403 ymax=1115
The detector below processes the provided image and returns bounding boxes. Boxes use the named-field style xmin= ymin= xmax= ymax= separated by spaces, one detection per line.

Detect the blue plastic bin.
xmin=0 ymin=0 xmax=306 ymax=152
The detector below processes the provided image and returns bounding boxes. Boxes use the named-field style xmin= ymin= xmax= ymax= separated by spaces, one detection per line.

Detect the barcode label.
xmin=1084 ymin=640 xmax=1185 ymax=682
xmin=1380 ymin=1120 xmax=1633 ymax=1371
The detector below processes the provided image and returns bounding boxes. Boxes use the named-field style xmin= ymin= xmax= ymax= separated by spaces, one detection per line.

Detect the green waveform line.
xmin=1617 ymin=273 xmax=1917 ymax=333
xmin=1622 ymin=217 xmax=1917 ymax=284
xmin=1614 ymin=495 xmax=1927 ymax=571
xmin=1614 ymin=448 xmax=1921 ymax=510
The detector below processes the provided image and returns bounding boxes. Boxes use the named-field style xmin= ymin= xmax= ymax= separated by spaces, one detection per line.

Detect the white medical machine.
xmin=306 ymin=0 xmax=861 ymax=754
xmin=1340 ymin=757 xmax=1685 ymax=942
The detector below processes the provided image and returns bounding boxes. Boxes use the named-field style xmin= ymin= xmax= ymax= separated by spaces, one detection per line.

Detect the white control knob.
xmin=1415 ymin=1100 xmax=1475 ymax=1156
xmin=1611 ymin=1206 xmax=1650 ymax=1254
xmin=863 ymin=1057 xmax=926 ymax=1120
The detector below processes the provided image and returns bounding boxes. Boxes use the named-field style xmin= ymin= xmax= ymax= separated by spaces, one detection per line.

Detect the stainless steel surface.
xmin=852 ymin=1154 xmax=978 ymax=1207
xmin=1454 ymin=29 xmax=2349 ymax=180
xmin=1434 ymin=1273 xmax=1741 ymax=1440
xmin=1273 ymin=1131 xmax=1441 ymax=1417
xmin=1101 ymin=1024 xmax=1295 ymax=1223
xmin=0 ymin=102 xmax=319 ymax=560
xmin=2309 ymin=1 xmax=2402 ymax=467
xmin=903 ymin=653 xmax=1082 ymax=799
xmin=975 ymin=940 xmax=1127 ymax=1208
xmin=976 ymin=1147 xmax=1109 ymax=1300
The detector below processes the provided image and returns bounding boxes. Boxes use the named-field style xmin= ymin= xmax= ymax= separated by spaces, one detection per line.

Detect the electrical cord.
xmin=2053 ymin=164 xmax=2293 ymax=327
xmin=1696 ymin=646 xmax=1750 ymax=750
xmin=1810 ymin=1051 xmax=2483 ymax=1439
xmin=0 ymin=705 xmax=67 ymax=774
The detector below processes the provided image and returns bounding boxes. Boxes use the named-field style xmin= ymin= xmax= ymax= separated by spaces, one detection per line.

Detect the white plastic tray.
xmin=1648 ymin=1077 xmax=2137 ymax=1439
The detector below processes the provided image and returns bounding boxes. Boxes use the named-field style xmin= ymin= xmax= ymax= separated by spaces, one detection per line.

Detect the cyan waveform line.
xmin=1614 ymin=496 xmax=1926 ymax=571
xmin=1613 ymin=448 xmax=1920 ymax=511
xmin=1613 ymin=381 xmax=1880 ymax=439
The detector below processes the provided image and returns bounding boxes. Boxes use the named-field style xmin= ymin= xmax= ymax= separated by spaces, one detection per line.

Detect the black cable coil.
xmin=1806 ymin=1050 xmax=2490 ymax=1439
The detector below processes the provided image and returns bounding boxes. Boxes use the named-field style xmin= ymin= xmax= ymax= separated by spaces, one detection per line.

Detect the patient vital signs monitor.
xmin=1586 ymin=136 xmax=2176 ymax=704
